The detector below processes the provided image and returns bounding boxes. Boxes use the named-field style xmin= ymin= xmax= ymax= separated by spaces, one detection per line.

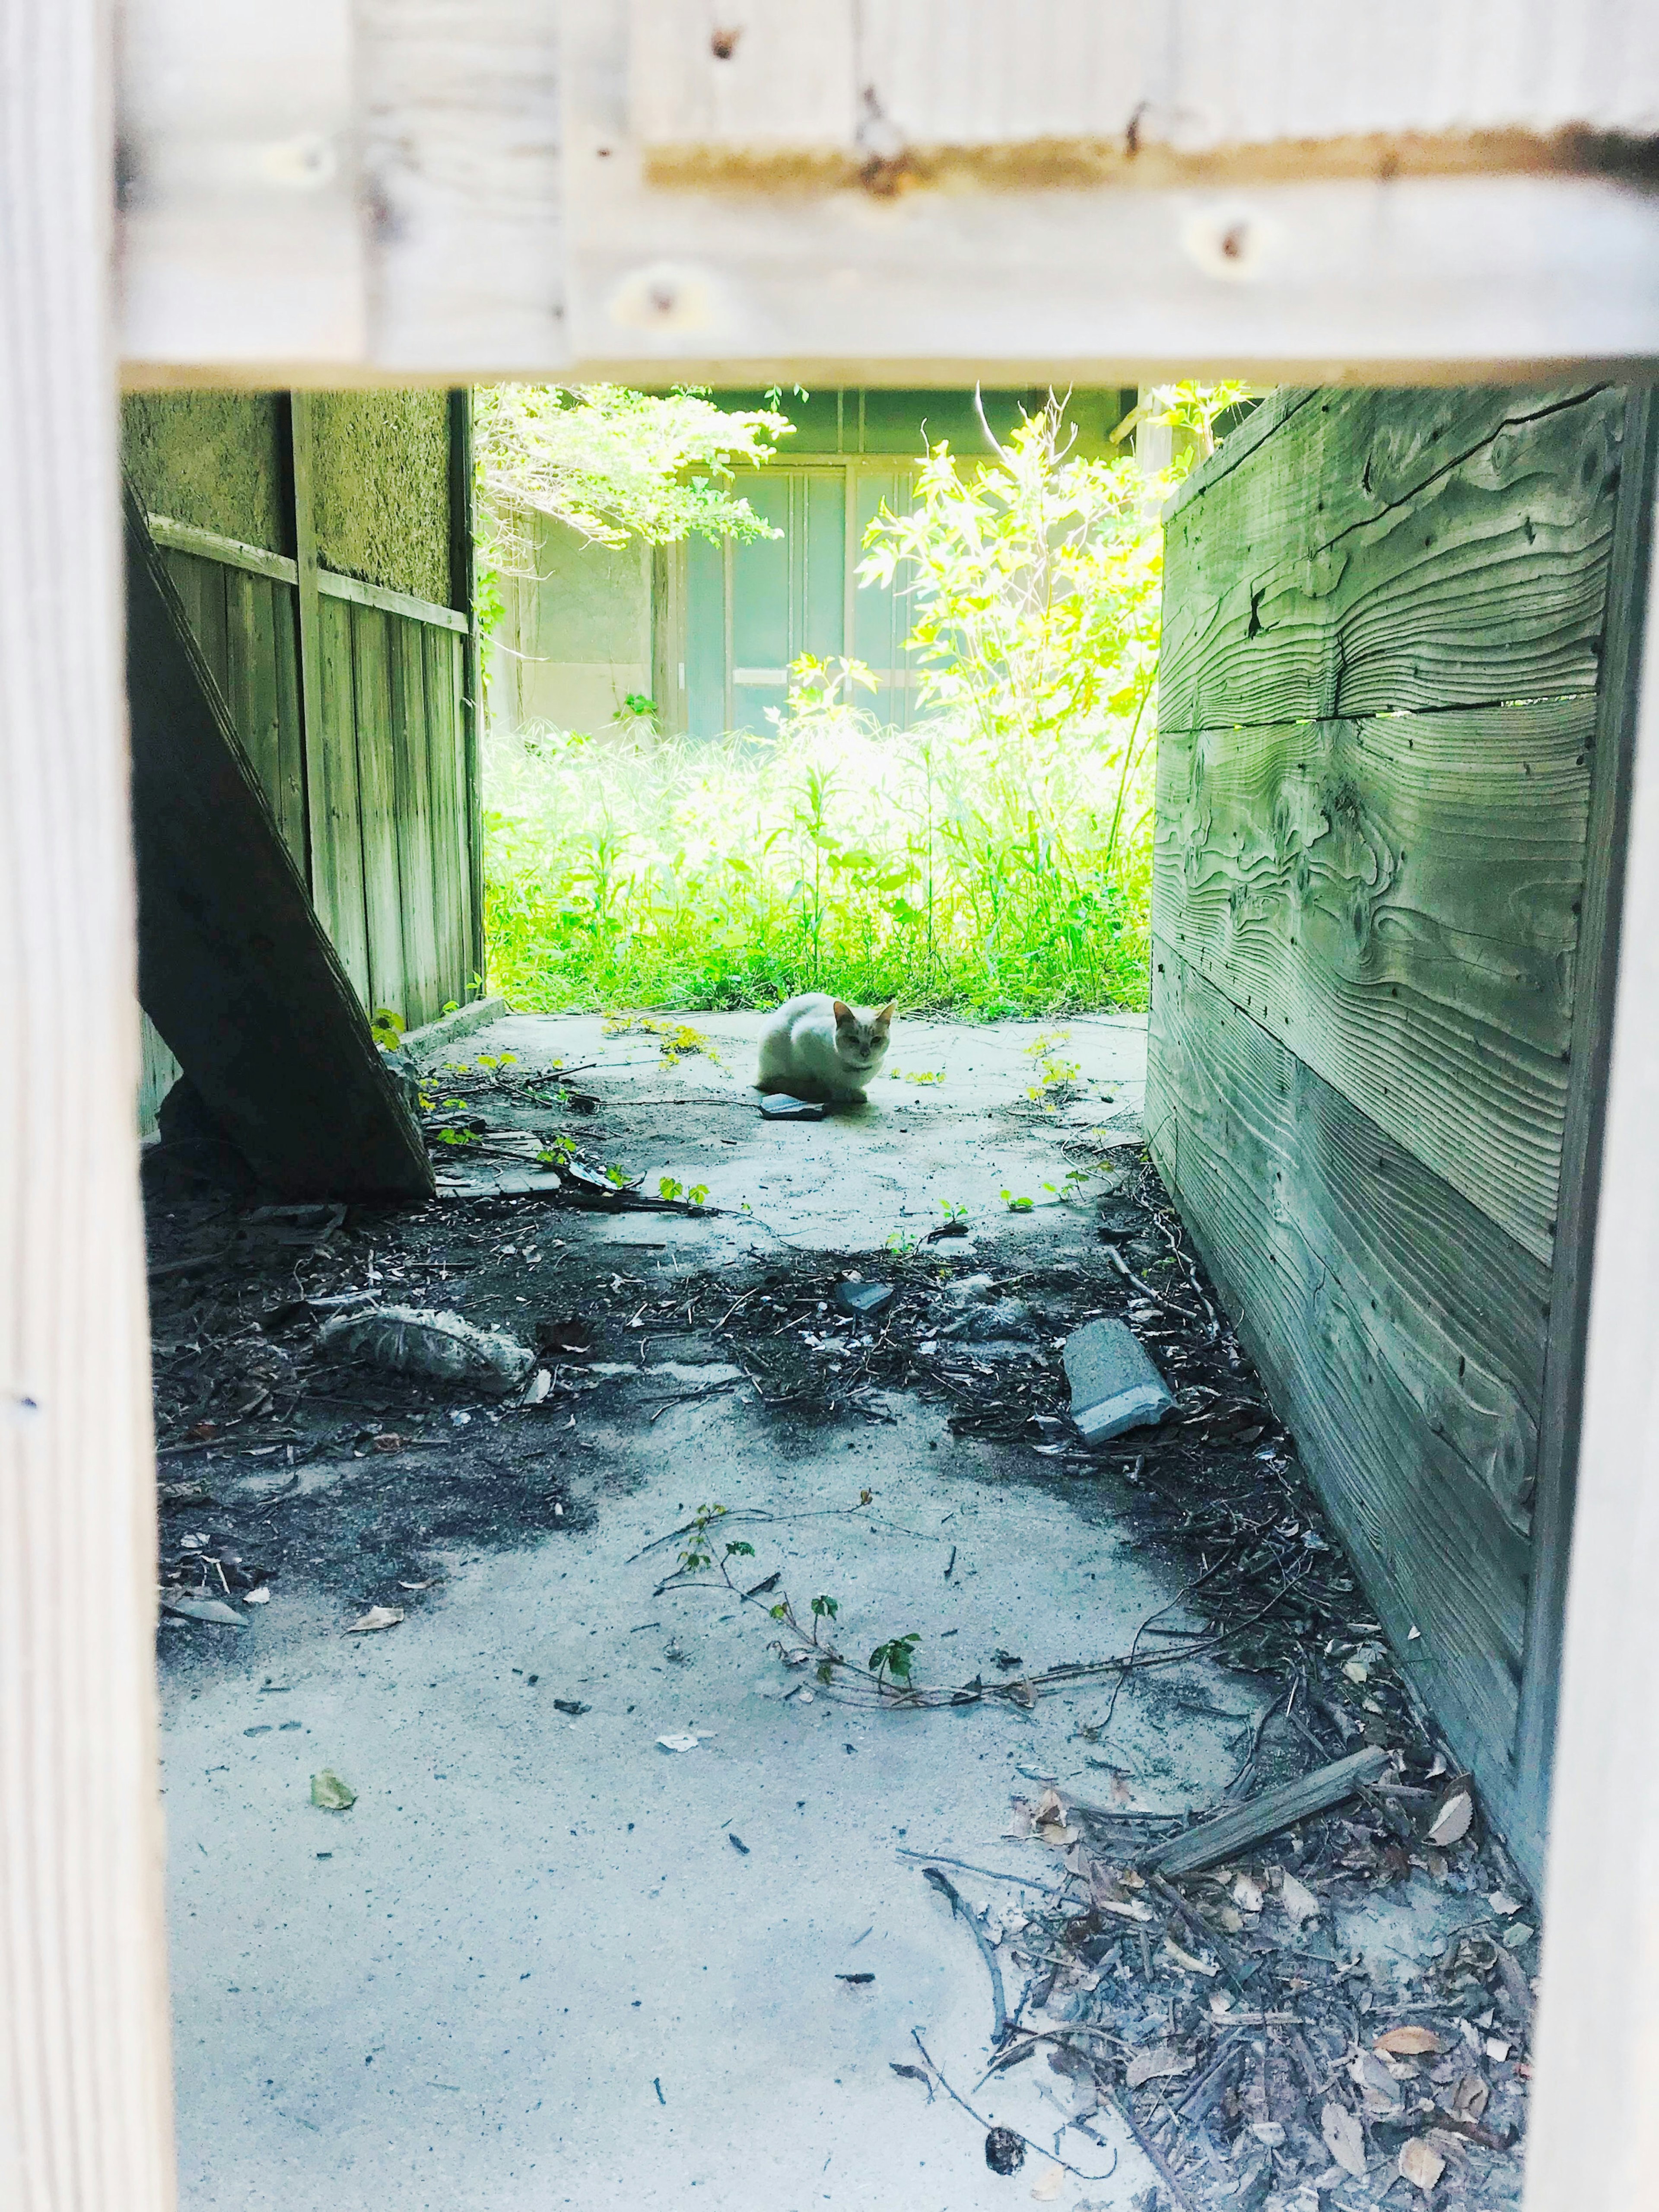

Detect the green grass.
xmin=483 ymin=710 xmax=1154 ymax=1019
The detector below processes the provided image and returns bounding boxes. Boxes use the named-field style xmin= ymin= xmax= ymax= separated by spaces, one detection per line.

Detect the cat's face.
xmin=832 ymin=999 xmax=894 ymax=1074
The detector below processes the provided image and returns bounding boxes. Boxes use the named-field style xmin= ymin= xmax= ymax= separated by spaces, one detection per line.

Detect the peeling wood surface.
xmin=1154 ymin=700 xmax=1594 ymax=1264
xmin=1149 ymin=947 xmax=1538 ymax=1835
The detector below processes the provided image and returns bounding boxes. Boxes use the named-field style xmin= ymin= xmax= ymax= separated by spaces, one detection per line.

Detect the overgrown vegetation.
xmin=482 ymin=383 xmax=1243 ymax=1018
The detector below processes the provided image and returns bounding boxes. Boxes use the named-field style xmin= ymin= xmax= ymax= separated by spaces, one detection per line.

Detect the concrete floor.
xmin=155 ymin=1014 xmax=1435 ymax=2208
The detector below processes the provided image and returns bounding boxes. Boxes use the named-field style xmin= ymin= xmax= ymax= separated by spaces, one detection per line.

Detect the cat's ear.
xmin=832 ymin=999 xmax=855 ymax=1025
xmin=873 ymin=1002 xmax=895 ymax=1028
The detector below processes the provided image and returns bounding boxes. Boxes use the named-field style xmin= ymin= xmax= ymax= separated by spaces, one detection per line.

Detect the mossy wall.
xmin=311 ymin=392 xmax=452 ymax=606
xmin=121 ymin=393 xmax=287 ymax=551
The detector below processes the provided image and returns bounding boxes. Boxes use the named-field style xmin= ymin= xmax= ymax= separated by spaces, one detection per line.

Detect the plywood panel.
xmin=1147 ymin=944 xmax=1540 ymax=1831
xmin=1153 ymin=699 xmax=1594 ymax=1262
xmin=1159 ymin=383 xmax=1623 ymax=733
xmin=308 ymin=592 xmax=371 ymax=999
xmin=423 ymin=623 xmax=471 ymax=1008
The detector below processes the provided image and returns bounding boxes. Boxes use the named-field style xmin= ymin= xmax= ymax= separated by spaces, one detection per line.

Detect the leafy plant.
xmin=370 ymin=1007 xmax=405 ymax=1048
xmin=886 ymin=1227 xmax=920 ymax=1257
xmin=938 ymin=1200 xmax=968 ymax=1225
xmin=868 ymin=1633 xmax=921 ymax=1692
xmin=1001 ymin=1190 xmax=1035 ymax=1213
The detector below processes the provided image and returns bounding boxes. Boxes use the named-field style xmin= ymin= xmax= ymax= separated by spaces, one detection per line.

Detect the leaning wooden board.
xmin=125 ymin=489 xmax=432 ymax=1200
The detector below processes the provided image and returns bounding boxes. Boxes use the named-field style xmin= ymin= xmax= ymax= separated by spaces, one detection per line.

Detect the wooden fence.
xmin=1147 ymin=385 xmax=1655 ymax=1883
xmin=130 ymin=392 xmax=480 ymax=1129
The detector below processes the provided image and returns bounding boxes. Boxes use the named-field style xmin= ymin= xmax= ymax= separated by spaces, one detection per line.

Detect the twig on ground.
xmin=922 ymin=1866 xmax=1010 ymax=2045
xmin=909 ymin=2033 xmax=1118 ymax=2185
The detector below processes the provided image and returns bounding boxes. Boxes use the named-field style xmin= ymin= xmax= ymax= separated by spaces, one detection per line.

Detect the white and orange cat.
xmin=756 ymin=994 xmax=894 ymax=1103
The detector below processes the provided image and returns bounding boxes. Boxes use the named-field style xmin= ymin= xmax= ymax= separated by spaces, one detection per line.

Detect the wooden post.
xmin=288 ymin=391 xmax=325 ymax=894
xmin=448 ymin=386 xmax=484 ymax=992
xmin=0 ymin=4 xmax=176 ymax=2207
xmin=1526 ymin=437 xmax=1659 ymax=2209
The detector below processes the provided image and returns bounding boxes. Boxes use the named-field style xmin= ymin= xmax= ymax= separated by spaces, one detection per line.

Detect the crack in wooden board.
xmin=1147 ymin=945 xmax=1539 ymax=1830
xmin=1160 ymin=383 xmax=1622 ymax=734
xmin=1153 ymin=698 xmax=1594 ymax=1264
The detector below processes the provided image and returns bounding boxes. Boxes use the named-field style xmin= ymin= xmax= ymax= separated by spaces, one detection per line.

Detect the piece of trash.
xmin=1488 ymin=1889 xmax=1522 ymax=1917
xmin=791 ymin=1687 xmax=815 ymax=1704
xmin=523 ymin=1368 xmax=553 ymax=1405
xmin=1063 ymin=1318 xmax=1174 ymax=1442
xmin=319 ymin=1305 xmax=534 ymax=1398
xmin=833 ymin=1280 xmax=896 ymax=1318
xmin=1426 ymin=1778 xmax=1475 ymax=1846
xmin=1280 ymin=1871 xmax=1322 ymax=1924
xmin=1376 ymin=2026 xmax=1445 ymax=2057
xmin=344 ymin=1605 xmax=404 ymax=1634
xmin=243 ymin=1586 xmax=271 ymax=1606
xmin=1322 ymin=2100 xmax=1367 ymax=2179
xmin=657 ymin=1734 xmax=701 ymax=1754
xmin=728 ymin=1833 xmax=750 ymax=1855
xmin=310 ymin=1770 xmax=356 ymax=1811
xmin=553 ymin=1698 xmax=589 ymax=1716
xmin=760 ymin=1093 xmax=825 ymax=1120
xmin=1399 ymin=2138 xmax=1446 ymax=2193
xmin=836 ymin=1970 xmax=874 ymax=1984
xmin=160 ymin=1595 xmax=244 ymax=1628
xmin=450 ymin=1410 xmax=472 ymax=1427
xmin=1502 ymin=1921 xmax=1535 ymax=1950
xmin=984 ymin=2126 xmax=1025 ymax=2176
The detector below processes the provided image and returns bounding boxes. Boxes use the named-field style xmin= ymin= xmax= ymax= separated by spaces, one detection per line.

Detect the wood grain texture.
xmin=350 ymin=605 xmax=407 ymax=1019
xmin=308 ymin=593 xmax=372 ymax=1000
xmin=0 ymin=11 xmax=176 ymax=2206
xmin=1153 ymin=699 xmax=1594 ymax=1263
xmin=1526 ymin=445 xmax=1659 ymax=2212
xmin=127 ymin=491 xmax=432 ymax=1199
xmin=1513 ymin=389 xmax=1659 ymax=1876
xmin=1147 ymin=946 xmax=1543 ymax=1841
xmin=1160 ymin=383 xmax=1624 ymax=733
xmin=424 ymin=624 xmax=472 ymax=1007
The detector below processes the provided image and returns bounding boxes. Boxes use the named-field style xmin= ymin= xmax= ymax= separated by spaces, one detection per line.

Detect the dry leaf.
xmin=345 ymin=1605 xmax=404 ymax=1634
xmin=1029 ymin=2167 xmax=1064 ymax=2203
xmin=1231 ymin=1873 xmax=1264 ymax=1913
xmin=160 ymin=1595 xmax=244 ymax=1628
xmin=1427 ymin=1782 xmax=1474 ymax=1846
xmin=1248 ymin=2122 xmax=1285 ymax=2148
xmin=1036 ymin=1821 xmax=1079 ymax=1847
xmin=1453 ymin=2074 xmax=1490 ymax=2120
xmin=1280 ymin=1872 xmax=1321 ymax=1925
xmin=1488 ymin=1889 xmax=1522 ymax=1917
xmin=1375 ymin=2027 xmax=1446 ymax=2058
xmin=1003 ymin=1802 xmax=1036 ymax=1840
xmin=1342 ymin=1658 xmax=1370 ymax=1683
xmin=243 ymin=1586 xmax=271 ymax=1605
xmin=1484 ymin=2036 xmax=1512 ymax=2063
xmin=1007 ymin=1679 xmax=1039 ymax=1710
xmin=1033 ymin=1789 xmax=1065 ymax=1824
xmin=1126 ymin=2046 xmax=1195 ymax=2090
xmin=1216 ymin=1904 xmax=1245 ymax=1933
xmin=310 ymin=1769 xmax=356 ymax=1811
xmin=1399 ymin=2139 xmax=1446 ymax=2192
xmin=1322 ymin=2101 xmax=1367 ymax=2179
xmin=1353 ymin=2053 xmax=1404 ymax=2117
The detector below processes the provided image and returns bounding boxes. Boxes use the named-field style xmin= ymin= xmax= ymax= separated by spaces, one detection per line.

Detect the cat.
xmin=755 ymin=993 xmax=895 ymax=1103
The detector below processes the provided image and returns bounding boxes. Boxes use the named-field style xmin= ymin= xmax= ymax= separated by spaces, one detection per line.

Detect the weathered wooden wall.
xmin=123 ymin=391 xmax=481 ymax=1047
xmin=1147 ymin=383 xmax=1653 ymax=1879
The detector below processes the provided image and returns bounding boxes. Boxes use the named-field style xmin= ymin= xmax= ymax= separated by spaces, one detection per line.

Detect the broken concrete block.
xmin=1064 ymin=1318 xmax=1173 ymax=1442
xmin=760 ymin=1093 xmax=825 ymax=1120
xmin=833 ymin=1280 xmax=896 ymax=1318
xmin=318 ymin=1305 xmax=534 ymax=1397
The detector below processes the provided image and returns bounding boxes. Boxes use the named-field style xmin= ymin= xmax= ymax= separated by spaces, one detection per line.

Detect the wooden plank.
xmin=423 ymin=623 xmax=471 ymax=1007
xmin=316 ymin=566 xmax=468 ymax=632
xmin=1512 ymin=389 xmax=1659 ymax=1872
xmin=448 ymin=388 xmax=483 ymax=990
xmin=1159 ymin=382 xmax=1624 ymax=733
xmin=268 ymin=577 xmax=308 ymax=867
xmin=0 ymin=15 xmax=176 ymax=2205
xmin=1152 ymin=699 xmax=1595 ymax=1264
xmin=145 ymin=512 xmax=297 ymax=583
xmin=290 ymin=391 xmax=325 ymax=899
xmin=351 ymin=604 xmax=408 ymax=1020
xmin=126 ymin=488 xmax=432 ymax=1198
xmin=222 ymin=566 xmax=275 ymax=801
xmin=1526 ymin=420 xmax=1659 ymax=2212
xmin=307 ymin=592 xmax=372 ymax=999
xmin=118 ymin=0 xmax=365 ymax=369
xmin=1147 ymin=943 xmax=1544 ymax=1846
xmin=1144 ymin=1749 xmax=1392 ymax=1876
xmin=390 ymin=614 xmax=443 ymax=1028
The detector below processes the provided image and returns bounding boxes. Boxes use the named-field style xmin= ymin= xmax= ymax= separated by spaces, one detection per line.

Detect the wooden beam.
xmin=448 ymin=387 xmax=484 ymax=991
xmin=0 ymin=6 xmax=177 ymax=2208
xmin=1526 ymin=429 xmax=1659 ymax=2212
xmin=124 ymin=488 xmax=435 ymax=1200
